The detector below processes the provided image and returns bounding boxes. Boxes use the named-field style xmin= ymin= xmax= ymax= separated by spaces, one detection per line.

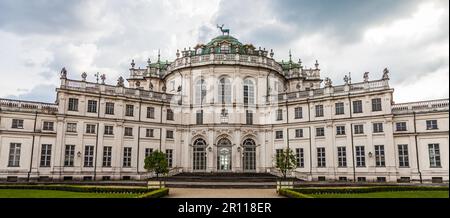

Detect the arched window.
xmin=243 ymin=79 xmax=255 ymax=105
xmin=195 ymin=79 xmax=206 ymax=104
xmin=242 ymin=138 xmax=256 ymax=171
xmin=218 ymin=78 xmax=231 ymax=104
xmin=220 ymin=44 xmax=230 ymax=53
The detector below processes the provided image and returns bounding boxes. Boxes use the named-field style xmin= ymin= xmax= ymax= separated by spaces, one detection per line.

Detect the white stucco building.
xmin=0 ymin=32 xmax=448 ymax=183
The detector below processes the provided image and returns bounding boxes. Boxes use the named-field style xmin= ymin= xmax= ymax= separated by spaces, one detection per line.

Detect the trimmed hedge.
xmin=291 ymin=186 xmax=449 ymax=195
xmin=139 ymin=188 xmax=169 ymax=198
xmin=278 ymin=189 xmax=313 ymax=198
xmin=279 ymin=186 xmax=450 ymax=197
xmin=0 ymin=185 xmax=152 ymax=194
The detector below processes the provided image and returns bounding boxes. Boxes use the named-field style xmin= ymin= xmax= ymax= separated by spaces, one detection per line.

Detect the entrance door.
xmin=193 ymin=138 xmax=207 ymax=171
xmin=217 ymin=138 xmax=232 ymax=171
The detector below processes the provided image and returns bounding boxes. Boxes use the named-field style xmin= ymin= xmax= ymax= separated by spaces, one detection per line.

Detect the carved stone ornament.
xmin=296 ymin=82 xmax=301 ymax=90
xmin=344 ymin=75 xmax=349 ymax=85
xmin=363 ymin=72 xmax=369 ymax=82
xmin=324 ymin=77 xmax=332 ymax=87
xmin=149 ymin=82 xmax=153 ymax=90
xmin=60 ymin=67 xmax=67 ymax=79
xmin=135 ymin=81 xmax=140 ymax=87
xmin=100 ymin=74 xmax=106 ymax=84
xmin=117 ymin=76 xmax=124 ymax=87
xmin=382 ymin=68 xmax=390 ymax=80
xmin=81 ymin=72 xmax=87 ymax=81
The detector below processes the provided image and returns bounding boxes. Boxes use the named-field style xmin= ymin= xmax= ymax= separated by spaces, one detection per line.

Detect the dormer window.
xmin=196 ymin=48 xmax=202 ymax=55
xmin=220 ymin=44 xmax=230 ymax=53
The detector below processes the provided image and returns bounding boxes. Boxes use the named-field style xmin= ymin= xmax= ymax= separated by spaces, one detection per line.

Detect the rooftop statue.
xmin=217 ymin=24 xmax=230 ymax=36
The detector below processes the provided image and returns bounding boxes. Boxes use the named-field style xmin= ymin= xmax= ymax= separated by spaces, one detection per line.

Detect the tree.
xmin=275 ymin=148 xmax=297 ymax=179
xmin=144 ymin=150 xmax=169 ymax=187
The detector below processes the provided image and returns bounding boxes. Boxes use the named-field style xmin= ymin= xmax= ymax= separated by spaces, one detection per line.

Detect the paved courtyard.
xmin=167 ymin=188 xmax=284 ymax=198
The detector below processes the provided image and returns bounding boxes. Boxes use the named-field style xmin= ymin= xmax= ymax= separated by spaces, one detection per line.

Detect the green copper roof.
xmin=206 ymin=35 xmax=243 ymax=47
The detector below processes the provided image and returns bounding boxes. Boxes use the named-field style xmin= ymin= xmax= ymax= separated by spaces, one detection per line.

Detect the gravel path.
xmin=167 ymin=188 xmax=284 ymax=198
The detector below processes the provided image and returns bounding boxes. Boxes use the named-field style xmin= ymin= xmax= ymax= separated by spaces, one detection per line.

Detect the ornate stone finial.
xmin=344 ymin=75 xmax=349 ymax=85
xmin=60 ymin=67 xmax=67 ymax=79
xmin=348 ymin=72 xmax=352 ymax=84
xmin=289 ymin=49 xmax=292 ymax=62
xmin=117 ymin=76 xmax=124 ymax=87
xmin=130 ymin=59 xmax=135 ymax=68
xmin=81 ymin=72 xmax=87 ymax=81
xmin=298 ymin=58 xmax=302 ymax=66
xmin=270 ymin=49 xmax=274 ymax=58
xmin=176 ymin=49 xmax=180 ymax=58
xmin=100 ymin=74 xmax=106 ymax=84
xmin=382 ymin=68 xmax=390 ymax=80
xmin=363 ymin=72 xmax=369 ymax=82
xmin=147 ymin=58 xmax=151 ymax=67
xmin=315 ymin=60 xmax=319 ymax=69
xmin=157 ymin=49 xmax=161 ymax=62
xmin=95 ymin=72 xmax=100 ymax=83
xmin=324 ymin=77 xmax=332 ymax=87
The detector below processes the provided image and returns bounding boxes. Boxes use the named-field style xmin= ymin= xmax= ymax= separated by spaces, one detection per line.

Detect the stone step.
xmin=165 ymin=181 xmax=277 ymax=189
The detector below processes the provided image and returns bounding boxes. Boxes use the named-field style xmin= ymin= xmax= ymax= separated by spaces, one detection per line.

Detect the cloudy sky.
xmin=0 ymin=0 xmax=448 ymax=103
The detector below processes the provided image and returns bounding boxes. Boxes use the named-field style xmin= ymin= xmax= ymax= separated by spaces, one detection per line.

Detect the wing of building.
xmin=0 ymin=33 xmax=448 ymax=183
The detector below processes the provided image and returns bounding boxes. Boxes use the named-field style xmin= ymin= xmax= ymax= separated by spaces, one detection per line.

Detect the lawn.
xmin=0 ymin=189 xmax=142 ymax=198
xmin=310 ymin=191 xmax=449 ymax=198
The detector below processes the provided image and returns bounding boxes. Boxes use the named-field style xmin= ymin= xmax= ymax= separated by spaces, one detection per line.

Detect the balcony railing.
xmin=0 ymin=98 xmax=58 ymax=113
xmin=392 ymin=99 xmax=449 ymax=114
xmin=61 ymin=79 xmax=173 ymax=103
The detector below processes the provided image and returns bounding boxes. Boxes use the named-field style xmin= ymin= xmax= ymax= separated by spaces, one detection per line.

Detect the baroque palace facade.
xmin=0 ymin=32 xmax=448 ymax=183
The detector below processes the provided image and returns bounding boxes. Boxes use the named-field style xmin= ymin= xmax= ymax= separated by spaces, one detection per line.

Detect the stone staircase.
xmin=154 ymin=172 xmax=300 ymax=189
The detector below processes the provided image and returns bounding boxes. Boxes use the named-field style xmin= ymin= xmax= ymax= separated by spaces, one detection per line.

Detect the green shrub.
xmin=278 ymin=188 xmax=313 ymax=198
xmin=0 ymin=185 xmax=151 ymax=194
xmin=139 ymin=188 xmax=169 ymax=198
xmin=291 ymin=186 xmax=449 ymax=195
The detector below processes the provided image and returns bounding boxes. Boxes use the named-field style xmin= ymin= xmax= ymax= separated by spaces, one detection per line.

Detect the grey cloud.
xmin=6 ymin=84 xmax=57 ymax=103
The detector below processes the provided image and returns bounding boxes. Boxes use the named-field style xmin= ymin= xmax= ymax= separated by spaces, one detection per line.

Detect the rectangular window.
xmin=167 ymin=109 xmax=174 ymax=121
xmin=125 ymin=104 xmax=134 ymax=117
xmin=295 ymin=129 xmax=303 ymax=138
xmin=275 ymin=130 xmax=283 ymax=139
xmin=84 ymin=145 xmax=94 ymax=167
xmin=43 ymin=121 xmax=54 ymax=131
xmin=123 ymin=147 xmax=132 ymax=167
xmin=87 ymin=100 xmax=97 ymax=113
xmin=246 ymin=110 xmax=253 ymax=125
xmin=276 ymin=109 xmax=283 ymax=121
xmin=147 ymin=107 xmax=155 ymax=119
xmin=315 ymin=105 xmax=324 ymax=117
xmin=146 ymin=129 xmax=154 ymax=137
xmin=104 ymin=125 xmax=114 ymax=135
xmin=398 ymin=144 xmax=409 ymax=167
xmin=371 ymin=98 xmax=382 ymax=112
xmin=354 ymin=124 xmax=364 ymax=134
xmin=295 ymin=148 xmax=304 ymax=168
xmin=166 ymin=130 xmax=174 ymax=139
xmin=396 ymin=122 xmax=407 ymax=131
xmin=336 ymin=126 xmax=346 ymax=135
xmin=11 ymin=119 xmax=24 ymax=129
xmin=196 ymin=110 xmax=203 ymax=125
xmin=352 ymin=100 xmax=363 ymax=113
xmin=86 ymin=124 xmax=96 ymax=134
xmin=8 ymin=143 xmax=21 ymax=167
xmin=316 ymin=127 xmax=325 ymax=137
xmin=355 ymin=146 xmax=366 ymax=167
xmin=337 ymin=147 xmax=347 ymax=167
xmin=103 ymin=146 xmax=112 ymax=167
xmin=145 ymin=148 xmax=153 ymax=158
xmin=428 ymin=144 xmax=441 ymax=168
xmin=105 ymin=102 xmax=115 ymax=115
xmin=317 ymin=147 xmax=326 ymax=168
xmin=124 ymin=127 xmax=133 ymax=136
xmin=294 ymin=107 xmax=303 ymax=119
xmin=426 ymin=120 xmax=438 ymax=130
xmin=68 ymin=98 xmax=79 ymax=111
xmin=64 ymin=145 xmax=75 ymax=167
xmin=40 ymin=144 xmax=52 ymax=167
xmin=275 ymin=149 xmax=283 ymax=166
xmin=335 ymin=102 xmax=344 ymax=115
xmin=66 ymin=123 xmax=77 ymax=133
xmin=373 ymin=123 xmax=384 ymax=133
xmin=375 ymin=145 xmax=385 ymax=167
xmin=166 ymin=149 xmax=173 ymax=168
